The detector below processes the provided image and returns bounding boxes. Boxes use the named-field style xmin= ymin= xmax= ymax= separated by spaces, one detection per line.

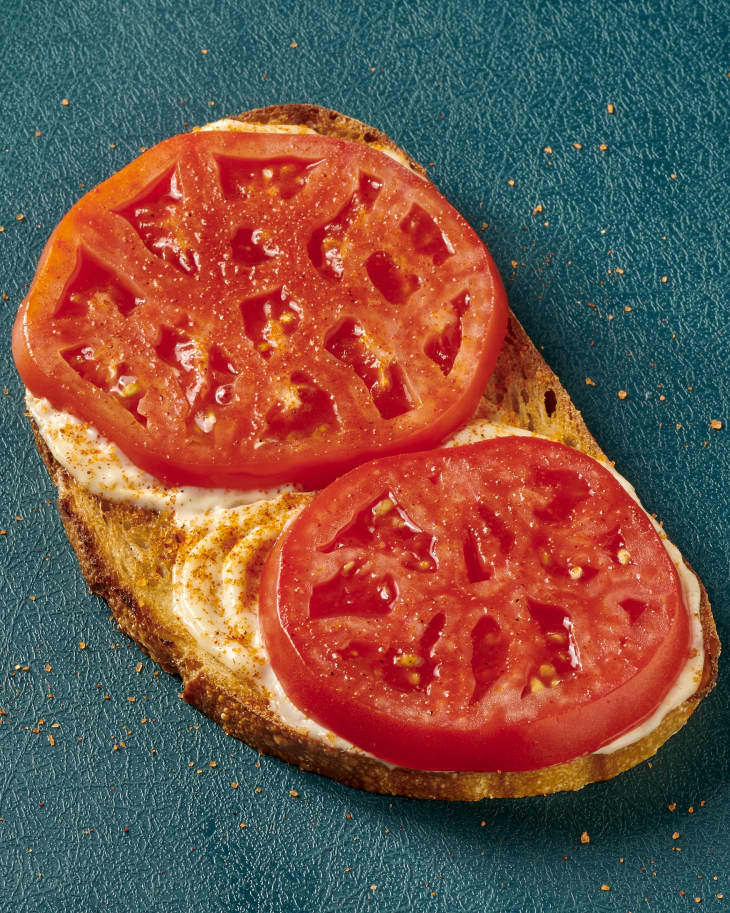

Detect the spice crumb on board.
xmin=61 ymin=98 xmax=70 ymax=106
xmin=607 ymin=103 xmax=615 ymax=114
xmin=580 ymin=831 xmax=590 ymax=844
xmin=289 ymin=789 xmax=299 ymax=798
xmin=710 ymin=419 xmax=722 ymax=430
xmin=601 ymin=884 xmax=611 ymax=892
xmin=618 ymin=389 xmax=628 ymax=399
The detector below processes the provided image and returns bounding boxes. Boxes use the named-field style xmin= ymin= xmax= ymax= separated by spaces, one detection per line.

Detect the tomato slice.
xmin=259 ymin=437 xmax=691 ymax=772
xmin=12 ymin=130 xmax=507 ymax=489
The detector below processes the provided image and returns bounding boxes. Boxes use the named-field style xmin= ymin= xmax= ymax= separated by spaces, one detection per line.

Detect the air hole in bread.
xmin=544 ymin=389 xmax=557 ymax=417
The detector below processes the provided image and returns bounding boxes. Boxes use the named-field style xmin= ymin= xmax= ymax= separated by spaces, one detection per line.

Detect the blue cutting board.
xmin=1 ymin=1 xmax=727 ymax=910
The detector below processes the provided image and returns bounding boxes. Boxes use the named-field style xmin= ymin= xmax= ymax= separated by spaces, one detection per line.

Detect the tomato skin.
xmin=13 ymin=130 xmax=507 ymax=490
xmin=259 ymin=437 xmax=691 ymax=772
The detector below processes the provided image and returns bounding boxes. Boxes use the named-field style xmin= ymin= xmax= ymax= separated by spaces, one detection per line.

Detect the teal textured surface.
xmin=0 ymin=0 xmax=727 ymax=911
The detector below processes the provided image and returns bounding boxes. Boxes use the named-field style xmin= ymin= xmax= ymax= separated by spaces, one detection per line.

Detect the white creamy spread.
xmin=197 ymin=116 xmax=421 ymax=174
xmin=24 ymin=118 xmax=705 ymax=766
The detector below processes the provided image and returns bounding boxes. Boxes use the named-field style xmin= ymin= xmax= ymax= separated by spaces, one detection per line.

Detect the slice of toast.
xmin=27 ymin=105 xmax=719 ymax=800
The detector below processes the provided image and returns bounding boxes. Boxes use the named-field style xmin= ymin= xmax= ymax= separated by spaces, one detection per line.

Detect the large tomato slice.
xmin=259 ymin=437 xmax=691 ymax=771
xmin=12 ymin=130 xmax=507 ymax=489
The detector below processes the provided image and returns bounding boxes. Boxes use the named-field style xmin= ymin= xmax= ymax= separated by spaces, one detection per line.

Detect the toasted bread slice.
xmin=27 ymin=106 xmax=719 ymax=800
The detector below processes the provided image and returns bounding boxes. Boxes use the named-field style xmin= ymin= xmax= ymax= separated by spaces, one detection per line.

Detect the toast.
xmin=24 ymin=105 xmax=719 ymax=800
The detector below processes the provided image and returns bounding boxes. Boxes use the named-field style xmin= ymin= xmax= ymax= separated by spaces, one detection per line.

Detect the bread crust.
xmin=28 ymin=105 xmax=719 ymax=800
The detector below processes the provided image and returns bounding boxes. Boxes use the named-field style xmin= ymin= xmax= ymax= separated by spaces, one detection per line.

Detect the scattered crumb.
xmin=573 ymin=142 xmax=583 ymax=150
xmin=607 ymin=103 xmax=615 ymax=114
xmin=201 ymin=48 xmax=208 ymax=54
xmin=585 ymin=377 xmax=596 ymax=386
xmin=673 ymin=831 xmax=680 ymax=839
xmin=47 ymin=734 xmax=55 ymax=746
xmin=668 ymin=802 xmax=677 ymax=811
xmin=532 ymin=203 xmax=543 ymax=216
xmin=135 ymin=661 xmax=143 ymax=673
xmin=710 ymin=419 xmax=722 ymax=430
xmin=618 ymin=389 xmax=628 ymax=400
xmin=543 ymin=146 xmax=553 ymax=153
xmin=231 ymin=782 xmax=239 ymax=789
xmin=16 ymin=214 xmax=25 ymax=221
xmin=601 ymin=884 xmax=611 ymax=892
xmin=289 ymin=41 xmax=298 ymax=48
xmin=79 ymin=641 xmax=87 ymax=650
xmin=580 ymin=831 xmax=590 ymax=844
xmin=599 ymin=143 xmax=608 ymax=151
xmin=507 ymin=179 xmax=515 ymax=187
xmin=61 ymin=98 xmax=70 ymax=107
xmin=289 ymin=789 xmax=299 ymax=798
xmin=661 ymin=275 xmax=668 ymax=283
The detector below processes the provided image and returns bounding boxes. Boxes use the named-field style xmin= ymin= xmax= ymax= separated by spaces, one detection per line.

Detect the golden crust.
xmin=28 ymin=105 xmax=719 ymax=800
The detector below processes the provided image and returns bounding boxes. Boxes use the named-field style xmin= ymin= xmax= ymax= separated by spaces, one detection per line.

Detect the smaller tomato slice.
xmin=259 ymin=437 xmax=691 ymax=772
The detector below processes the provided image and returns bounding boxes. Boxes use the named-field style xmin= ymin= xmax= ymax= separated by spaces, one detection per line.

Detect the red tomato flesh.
xmin=259 ymin=437 xmax=691 ymax=771
xmin=12 ymin=129 xmax=507 ymax=489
